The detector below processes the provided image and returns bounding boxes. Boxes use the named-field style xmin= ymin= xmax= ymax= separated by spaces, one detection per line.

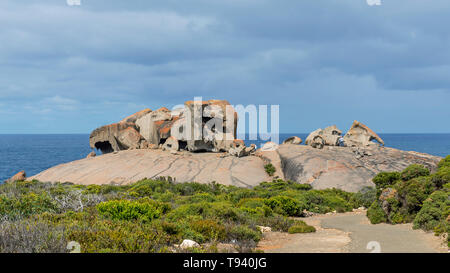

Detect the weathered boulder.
xmin=135 ymin=107 xmax=173 ymax=145
xmin=277 ymin=144 xmax=441 ymax=192
xmin=162 ymin=136 xmax=179 ymax=152
xmin=7 ymin=171 xmax=26 ymax=182
xmin=344 ymin=120 xmax=384 ymax=147
xmin=261 ymin=141 xmax=279 ymax=151
xmin=283 ymin=136 xmax=302 ymax=145
xmin=305 ymin=125 xmax=342 ymax=148
xmin=117 ymin=127 xmax=146 ymax=150
xmin=183 ymin=100 xmax=237 ymax=152
xmin=90 ymin=99 xmax=240 ymax=155
xmin=89 ymin=122 xmax=139 ymax=153
xmin=86 ymin=151 xmax=96 ymax=158
xmin=228 ymin=141 xmax=256 ymax=157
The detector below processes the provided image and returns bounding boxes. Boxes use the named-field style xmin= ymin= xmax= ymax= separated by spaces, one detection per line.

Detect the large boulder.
xmin=344 ymin=120 xmax=384 ymax=147
xmin=6 ymin=171 xmax=26 ymax=182
xmin=89 ymin=121 xmax=143 ymax=154
xmin=283 ymin=136 xmax=302 ymax=145
xmin=305 ymin=125 xmax=342 ymax=148
xmin=135 ymin=107 xmax=173 ymax=145
xmin=183 ymin=100 xmax=238 ymax=152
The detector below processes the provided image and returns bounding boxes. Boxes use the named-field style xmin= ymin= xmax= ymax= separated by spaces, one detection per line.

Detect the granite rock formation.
xmin=6 ymin=171 xmax=26 ymax=183
xmin=89 ymin=100 xmax=245 ymax=156
xmin=283 ymin=136 xmax=302 ymax=145
xmin=305 ymin=125 xmax=343 ymax=149
xmin=344 ymin=120 xmax=385 ymax=147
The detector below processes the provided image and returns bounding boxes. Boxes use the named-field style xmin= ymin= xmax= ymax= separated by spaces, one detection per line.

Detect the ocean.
xmin=1 ymin=134 xmax=449 ymax=182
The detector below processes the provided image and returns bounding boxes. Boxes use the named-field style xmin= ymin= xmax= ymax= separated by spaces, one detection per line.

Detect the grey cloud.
xmin=0 ymin=0 xmax=449 ymax=133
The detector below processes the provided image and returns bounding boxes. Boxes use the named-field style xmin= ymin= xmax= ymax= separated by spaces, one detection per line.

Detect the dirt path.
xmin=257 ymin=211 xmax=448 ymax=253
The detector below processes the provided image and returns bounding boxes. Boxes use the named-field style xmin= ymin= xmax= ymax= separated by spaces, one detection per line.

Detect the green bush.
xmin=372 ymin=172 xmax=401 ymax=190
xmin=167 ymin=201 xmax=242 ymax=222
xmin=400 ymin=164 xmax=430 ymax=181
xmin=66 ymin=217 xmax=173 ymax=253
xmin=288 ymin=221 xmax=316 ymax=234
xmin=438 ymin=155 xmax=450 ymax=169
xmin=395 ymin=176 xmax=434 ymax=214
xmin=96 ymin=199 xmax=170 ymax=222
xmin=255 ymin=180 xmax=312 ymax=192
xmin=367 ymin=201 xmax=387 ymax=224
xmin=255 ymin=215 xmax=295 ymax=232
xmin=0 ymin=192 xmax=57 ymax=219
xmin=183 ymin=193 xmax=217 ymax=204
xmin=350 ymin=187 xmax=377 ymax=208
xmin=431 ymin=167 xmax=450 ymax=189
xmin=264 ymin=164 xmax=276 ymax=176
xmin=190 ymin=219 xmax=226 ymax=241
xmin=228 ymin=225 xmax=262 ymax=242
xmin=264 ymin=196 xmax=304 ymax=216
xmin=413 ymin=190 xmax=449 ymax=231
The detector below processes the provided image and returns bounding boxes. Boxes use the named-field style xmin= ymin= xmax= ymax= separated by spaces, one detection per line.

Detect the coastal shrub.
xmin=438 ymin=155 xmax=450 ymax=169
xmin=288 ymin=221 xmax=316 ymax=234
xmin=372 ymin=172 xmax=401 ymax=191
xmin=254 ymin=179 xmax=312 ymax=193
xmin=190 ymin=219 xmax=226 ymax=241
xmin=255 ymin=215 xmax=295 ymax=232
xmin=84 ymin=184 xmax=125 ymax=195
xmin=395 ymin=176 xmax=434 ymax=214
xmin=167 ymin=201 xmax=242 ymax=222
xmin=296 ymin=190 xmax=353 ymax=214
xmin=228 ymin=225 xmax=262 ymax=242
xmin=350 ymin=187 xmax=377 ymax=208
xmin=264 ymin=196 xmax=304 ymax=216
xmin=0 ymin=192 xmax=57 ymax=219
xmin=183 ymin=193 xmax=217 ymax=204
xmin=431 ymin=166 xmax=450 ymax=189
xmin=237 ymin=198 xmax=272 ymax=217
xmin=0 ymin=217 xmax=67 ymax=253
xmin=96 ymin=199 xmax=170 ymax=222
xmin=413 ymin=190 xmax=449 ymax=231
xmin=174 ymin=182 xmax=216 ymax=196
xmin=238 ymin=198 xmax=265 ymax=209
xmin=400 ymin=164 xmax=430 ymax=181
xmin=367 ymin=201 xmax=387 ymax=224
xmin=226 ymin=188 xmax=258 ymax=204
xmin=66 ymin=218 xmax=173 ymax=253
xmin=264 ymin=164 xmax=276 ymax=176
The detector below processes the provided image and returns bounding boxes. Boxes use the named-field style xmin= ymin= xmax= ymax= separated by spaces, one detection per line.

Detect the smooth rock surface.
xmin=277 ymin=144 xmax=442 ymax=192
xmin=30 ymin=149 xmax=271 ymax=187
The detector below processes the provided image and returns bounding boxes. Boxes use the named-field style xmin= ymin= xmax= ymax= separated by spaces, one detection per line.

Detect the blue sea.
xmin=0 ymin=134 xmax=449 ymax=182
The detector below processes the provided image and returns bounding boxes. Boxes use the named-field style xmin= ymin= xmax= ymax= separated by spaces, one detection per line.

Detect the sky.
xmin=0 ymin=0 xmax=449 ymax=134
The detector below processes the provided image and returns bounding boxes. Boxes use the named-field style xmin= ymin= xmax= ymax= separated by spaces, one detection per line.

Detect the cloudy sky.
xmin=1 ymin=0 xmax=449 ymax=134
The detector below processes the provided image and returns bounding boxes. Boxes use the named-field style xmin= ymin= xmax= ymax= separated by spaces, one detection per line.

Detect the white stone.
xmin=179 ymin=239 xmax=200 ymax=249
xmin=261 ymin=141 xmax=279 ymax=151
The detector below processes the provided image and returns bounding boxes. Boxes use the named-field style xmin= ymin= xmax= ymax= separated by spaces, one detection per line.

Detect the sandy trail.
xmin=257 ymin=211 xmax=448 ymax=253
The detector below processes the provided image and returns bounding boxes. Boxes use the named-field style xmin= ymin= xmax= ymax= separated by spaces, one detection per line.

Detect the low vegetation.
xmin=0 ymin=177 xmax=374 ymax=253
xmin=264 ymin=163 xmax=276 ymax=176
xmin=367 ymin=156 xmax=450 ymax=247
